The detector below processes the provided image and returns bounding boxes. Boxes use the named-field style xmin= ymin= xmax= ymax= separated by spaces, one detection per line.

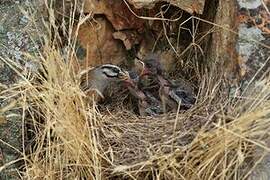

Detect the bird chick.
xmin=80 ymin=64 xmax=129 ymax=102
xmin=142 ymin=54 xmax=196 ymax=111
xmin=124 ymin=70 xmax=163 ymax=116
xmin=133 ymin=58 xmax=159 ymax=93
xmin=142 ymin=53 xmax=164 ymax=76
xmin=158 ymin=76 xmax=196 ymax=111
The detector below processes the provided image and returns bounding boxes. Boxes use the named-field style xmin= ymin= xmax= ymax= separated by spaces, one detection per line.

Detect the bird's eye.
xmin=102 ymin=68 xmax=119 ymax=78
xmin=113 ymin=68 xmax=120 ymax=74
xmin=146 ymin=63 xmax=152 ymax=68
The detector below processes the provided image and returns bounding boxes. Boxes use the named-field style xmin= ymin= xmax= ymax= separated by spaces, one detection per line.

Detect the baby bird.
xmin=142 ymin=54 xmax=196 ymax=111
xmin=80 ymin=64 xmax=129 ymax=102
xmin=138 ymin=54 xmax=163 ymax=90
xmin=143 ymin=54 xmax=164 ymax=76
xmin=133 ymin=58 xmax=160 ymax=96
xmin=124 ymin=70 xmax=163 ymax=116
xmin=158 ymin=76 xmax=196 ymax=111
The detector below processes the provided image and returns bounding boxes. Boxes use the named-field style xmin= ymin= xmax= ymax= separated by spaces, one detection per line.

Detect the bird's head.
xmin=80 ymin=64 xmax=130 ymax=93
xmin=94 ymin=64 xmax=130 ymax=82
xmin=141 ymin=53 xmax=163 ymax=76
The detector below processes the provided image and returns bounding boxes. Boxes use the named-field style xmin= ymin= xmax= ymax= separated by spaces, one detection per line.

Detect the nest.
xmin=1 ymin=0 xmax=270 ymax=179
xmin=10 ymin=45 xmax=267 ymax=179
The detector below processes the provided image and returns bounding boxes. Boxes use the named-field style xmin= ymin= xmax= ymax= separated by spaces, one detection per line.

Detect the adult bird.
xmin=80 ymin=64 xmax=130 ymax=102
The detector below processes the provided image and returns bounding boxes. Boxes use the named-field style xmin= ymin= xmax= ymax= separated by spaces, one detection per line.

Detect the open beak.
xmin=134 ymin=59 xmax=152 ymax=76
xmin=118 ymin=70 xmax=130 ymax=81
xmin=134 ymin=59 xmax=147 ymax=76
xmin=140 ymin=68 xmax=151 ymax=76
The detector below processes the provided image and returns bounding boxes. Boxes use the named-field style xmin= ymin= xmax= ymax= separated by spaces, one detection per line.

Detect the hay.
xmin=0 ymin=0 xmax=270 ymax=179
xmin=1 ymin=42 xmax=269 ymax=179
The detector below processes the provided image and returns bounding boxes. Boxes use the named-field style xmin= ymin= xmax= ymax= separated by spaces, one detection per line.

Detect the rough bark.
xmin=209 ymin=0 xmax=239 ymax=81
xmin=128 ymin=0 xmax=206 ymax=14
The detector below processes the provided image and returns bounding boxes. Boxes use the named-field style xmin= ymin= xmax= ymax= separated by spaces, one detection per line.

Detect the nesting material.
xmin=3 ymin=41 xmax=270 ymax=180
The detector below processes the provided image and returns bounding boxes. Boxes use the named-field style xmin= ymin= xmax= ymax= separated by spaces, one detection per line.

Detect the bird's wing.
xmin=168 ymin=90 xmax=182 ymax=103
xmin=174 ymin=88 xmax=196 ymax=105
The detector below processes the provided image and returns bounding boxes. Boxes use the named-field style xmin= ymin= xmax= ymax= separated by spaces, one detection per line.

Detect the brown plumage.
xmin=80 ymin=64 xmax=129 ymax=102
xmin=124 ymin=70 xmax=163 ymax=116
xmin=141 ymin=54 xmax=196 ymax=111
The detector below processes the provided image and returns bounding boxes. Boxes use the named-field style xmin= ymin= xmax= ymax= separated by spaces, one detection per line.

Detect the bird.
xmin=136 ymin=54 xmax=163 ymax=91
xmin=158 ymin=76 xmax=196 ymax=111
xmin=133 ymin=58 xmax=160 ymax=97
xmin=80 ymin=64 xmax=130 ymax=102
xmin=141 ymin=53 xmax=164 ymax=76
xmin=140 ymin=54 xmax=196 ymax=111
xmin=123 ymin=70 xmax=163 ymax=116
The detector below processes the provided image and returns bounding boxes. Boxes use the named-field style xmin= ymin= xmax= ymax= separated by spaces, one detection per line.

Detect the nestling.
xmin=158 ymin=76 xmax=196 ymax=111
xmin=123 ymin=70 xmax=163 ymax=116
xmin=80 ymin=64 xmax=130 ymax=102
xmin=142 ymin=54 xmax=196 ymax=111
xmin=137 ymin=54 xmax=163 ymax=91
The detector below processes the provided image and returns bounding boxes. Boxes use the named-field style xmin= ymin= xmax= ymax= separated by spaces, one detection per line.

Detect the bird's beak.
xmin=118 ymin=70 xmax=130 ymax=80
xmin=141 ymin=68 xmax=151 ymax=76
xmin=119 ymin=71 xmax=136 ymax=86
xmin=134 ymin=59 xmax=147 ymax=76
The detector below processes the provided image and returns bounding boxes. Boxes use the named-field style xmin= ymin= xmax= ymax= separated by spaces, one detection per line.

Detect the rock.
xmin=84 ymin=0 xmax=145 ymax=31
xmin=0 ymin=1 xmax=40 ymax=178
xmin=73 ymin=18 xmax=126 ymax=71
xmin=113 ymin=31 xmax=141 ymax=50
xmin=127 ymin=0 xmax=206 ymax=14
xmin=207 ymin=0 xmax=239 ymax=86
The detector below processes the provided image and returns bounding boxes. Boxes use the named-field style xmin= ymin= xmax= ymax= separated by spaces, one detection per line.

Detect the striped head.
xmin=81 ymin=64 xmax=130 ymax=94
xmin=94 ymin=64 xmax=130 ymax=81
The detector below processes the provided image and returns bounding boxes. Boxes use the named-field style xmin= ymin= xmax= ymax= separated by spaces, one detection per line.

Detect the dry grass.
xmin=0 ymin=0 xmax=270 ymax=179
